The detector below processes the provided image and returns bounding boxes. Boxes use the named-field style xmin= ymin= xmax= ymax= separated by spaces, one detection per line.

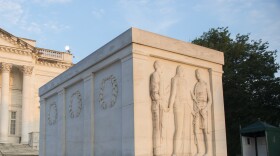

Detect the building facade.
xmin=0 ymin=28 xmax=73 ymax=145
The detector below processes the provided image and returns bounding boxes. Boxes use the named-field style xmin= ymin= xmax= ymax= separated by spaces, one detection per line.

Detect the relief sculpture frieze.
xmin=150 ymin=62 xmax=213 ymax=156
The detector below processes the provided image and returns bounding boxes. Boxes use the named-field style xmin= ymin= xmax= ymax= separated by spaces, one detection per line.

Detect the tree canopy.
xmin=192 ymin=27 xmax=280 ymax=156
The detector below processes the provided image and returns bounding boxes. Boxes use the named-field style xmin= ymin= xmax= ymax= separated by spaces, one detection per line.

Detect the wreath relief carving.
xmin=99 ymin=75 xmax=118 ymax=109
xmin=48 ymin=103 xmax=57 ymax=125
xmin=69 ymin=91 xmax=83 ymax=118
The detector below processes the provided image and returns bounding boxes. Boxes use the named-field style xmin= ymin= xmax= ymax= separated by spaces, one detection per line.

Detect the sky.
xmin=0 ymin=0 xmax=280 ymax=75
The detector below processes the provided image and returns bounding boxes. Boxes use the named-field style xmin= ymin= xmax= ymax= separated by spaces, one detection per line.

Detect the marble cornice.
xmin=0 ymin=45 xmax=37 ymax=58
xmin=35 ymin=60 xmax=72 ymax=69
xmin=0 ymin=46 xmax=72 ymax=69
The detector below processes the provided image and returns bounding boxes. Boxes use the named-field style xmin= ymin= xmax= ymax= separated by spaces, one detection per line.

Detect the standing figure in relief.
xmin=150 ymin=61 xmax=165 ymax=156
xmin=191 ymin=69 xmax=212 ymax=156
xmin=167 ymin=66 xmax=188 ymax=156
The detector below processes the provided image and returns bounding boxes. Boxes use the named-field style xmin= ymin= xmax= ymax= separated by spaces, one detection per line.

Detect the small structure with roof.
xmin=240 ymin=120 xmax=280 ymax=156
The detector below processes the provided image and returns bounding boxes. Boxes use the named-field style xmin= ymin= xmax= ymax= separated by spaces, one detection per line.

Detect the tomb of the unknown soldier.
xmin=39 ymin=28 xmax=227 ymax=156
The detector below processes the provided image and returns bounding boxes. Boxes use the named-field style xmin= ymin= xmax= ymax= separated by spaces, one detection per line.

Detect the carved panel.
xmin=150 ymin=64 xmax=214 ymax=155
xmin=98 ymin=75 xmax=118 ymax=109
xmin=69 ymin=91 xmax=82 ymax=118
xmin=93 ymin=62 xmax=122 ymax=155
xmin=47 ymin=103 xmax=57 ymax=125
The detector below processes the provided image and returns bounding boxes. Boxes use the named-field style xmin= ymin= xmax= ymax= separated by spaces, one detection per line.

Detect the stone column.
xmin=0 ymin=63 xmax=12 ymax=143
xmin=39 ymin=99 xmax=46 ymax=156
xmin=209 ymin=69 xmax=228 ymax=156
xmin=82 ymin=74 xmax=94 ymax=156
xmin=121 ymin=56 xmax=134 ymax=155
xmin=57 ymin=89 xmax=66 ymax=156
xmin=20 ymin=65 xmax=33 ymax=144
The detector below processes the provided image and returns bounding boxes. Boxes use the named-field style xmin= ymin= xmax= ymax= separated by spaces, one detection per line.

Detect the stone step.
xmin=0 ymin=143 xmax=38 ymax=156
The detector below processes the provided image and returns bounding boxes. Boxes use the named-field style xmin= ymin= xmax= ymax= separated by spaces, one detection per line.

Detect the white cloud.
xmin=31 ymin=0 xmax=71 ymax=4
xmin=118 ymin=0 xmax=180 ymax=33
xmin=0 ymin=0 xmax=70 ymax=34
xmin=18 ymin=20 xmax=70 ymax=33
xmin=92 ymin=8 xmax=105 ymax=19
xmin=22 ymin=22 xmax=42 ymax=33
xmin=17 ymin=21 xmax=70 ymax=34
xmin=43 ymin=21 xmax=70 ymax=32
xmin=0 ymin=0 xmax=24 ymax=24
xmin=45 ymin=0 xmax=71 ymax=3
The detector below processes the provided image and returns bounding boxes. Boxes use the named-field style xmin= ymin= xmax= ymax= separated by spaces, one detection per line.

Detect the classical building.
xmin=0 ymin=28 xmax=73 ymax=146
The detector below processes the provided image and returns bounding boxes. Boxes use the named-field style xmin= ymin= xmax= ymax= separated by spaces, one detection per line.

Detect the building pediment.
xmin=0 ymin=28 xmax=34 ymax=51
xmin=0 ymin=37 xmax=18 ymax=48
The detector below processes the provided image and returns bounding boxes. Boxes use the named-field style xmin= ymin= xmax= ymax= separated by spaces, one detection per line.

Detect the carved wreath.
xmin=47 ymin=103 xmax=57 ymax=125
xmin=69 ymin=91 xmax=83 ymax=118
xmin=99 ymin=75 xmax=118 ymax=109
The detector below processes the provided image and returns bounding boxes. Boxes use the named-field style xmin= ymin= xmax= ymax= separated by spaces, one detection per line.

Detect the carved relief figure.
xmin=150 ymin=61 xmax=165 ymax=156
xmin=167 ymin=66 xmax=189 ymax=156
xmin=191 ymin=69 xmax=212 ymax=156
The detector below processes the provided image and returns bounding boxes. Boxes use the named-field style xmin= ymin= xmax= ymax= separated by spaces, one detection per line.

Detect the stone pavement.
xmin=0 ymin=143 xmax=38 ymax=156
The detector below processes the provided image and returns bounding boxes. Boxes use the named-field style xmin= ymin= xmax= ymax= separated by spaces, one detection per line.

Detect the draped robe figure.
xmin=167 ymin=66 xmax=189 ymax=156
xmin=150 ymin=61 xmax=165 ymax=156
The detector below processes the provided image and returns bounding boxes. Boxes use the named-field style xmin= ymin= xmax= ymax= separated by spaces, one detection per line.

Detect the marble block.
xmin=39 ymin=28 xmax=227 ymax=156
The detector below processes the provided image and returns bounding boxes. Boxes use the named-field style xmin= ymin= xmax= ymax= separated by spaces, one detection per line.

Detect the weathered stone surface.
xmin=0 ymin=143 xmax=39 ymax=156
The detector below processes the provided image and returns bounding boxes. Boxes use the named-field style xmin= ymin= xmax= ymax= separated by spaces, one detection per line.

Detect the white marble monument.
xmin=39 ymin=28 xmax=227 ymax=156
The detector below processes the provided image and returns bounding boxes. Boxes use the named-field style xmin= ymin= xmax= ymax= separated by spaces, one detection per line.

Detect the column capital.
xmin=21 ymin=65 xmax=34 ymax=76
xmin=0 ymin=63 xmax=12 ymax=73
xmin=83 ymin=73 xmax=93 ymax=82
xmin=57 ymin=89 xmax=65 ymax=95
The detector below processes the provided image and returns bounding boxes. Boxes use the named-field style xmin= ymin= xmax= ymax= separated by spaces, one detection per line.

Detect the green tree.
xmin=192 ymin=27 xmax=280 ymax=156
